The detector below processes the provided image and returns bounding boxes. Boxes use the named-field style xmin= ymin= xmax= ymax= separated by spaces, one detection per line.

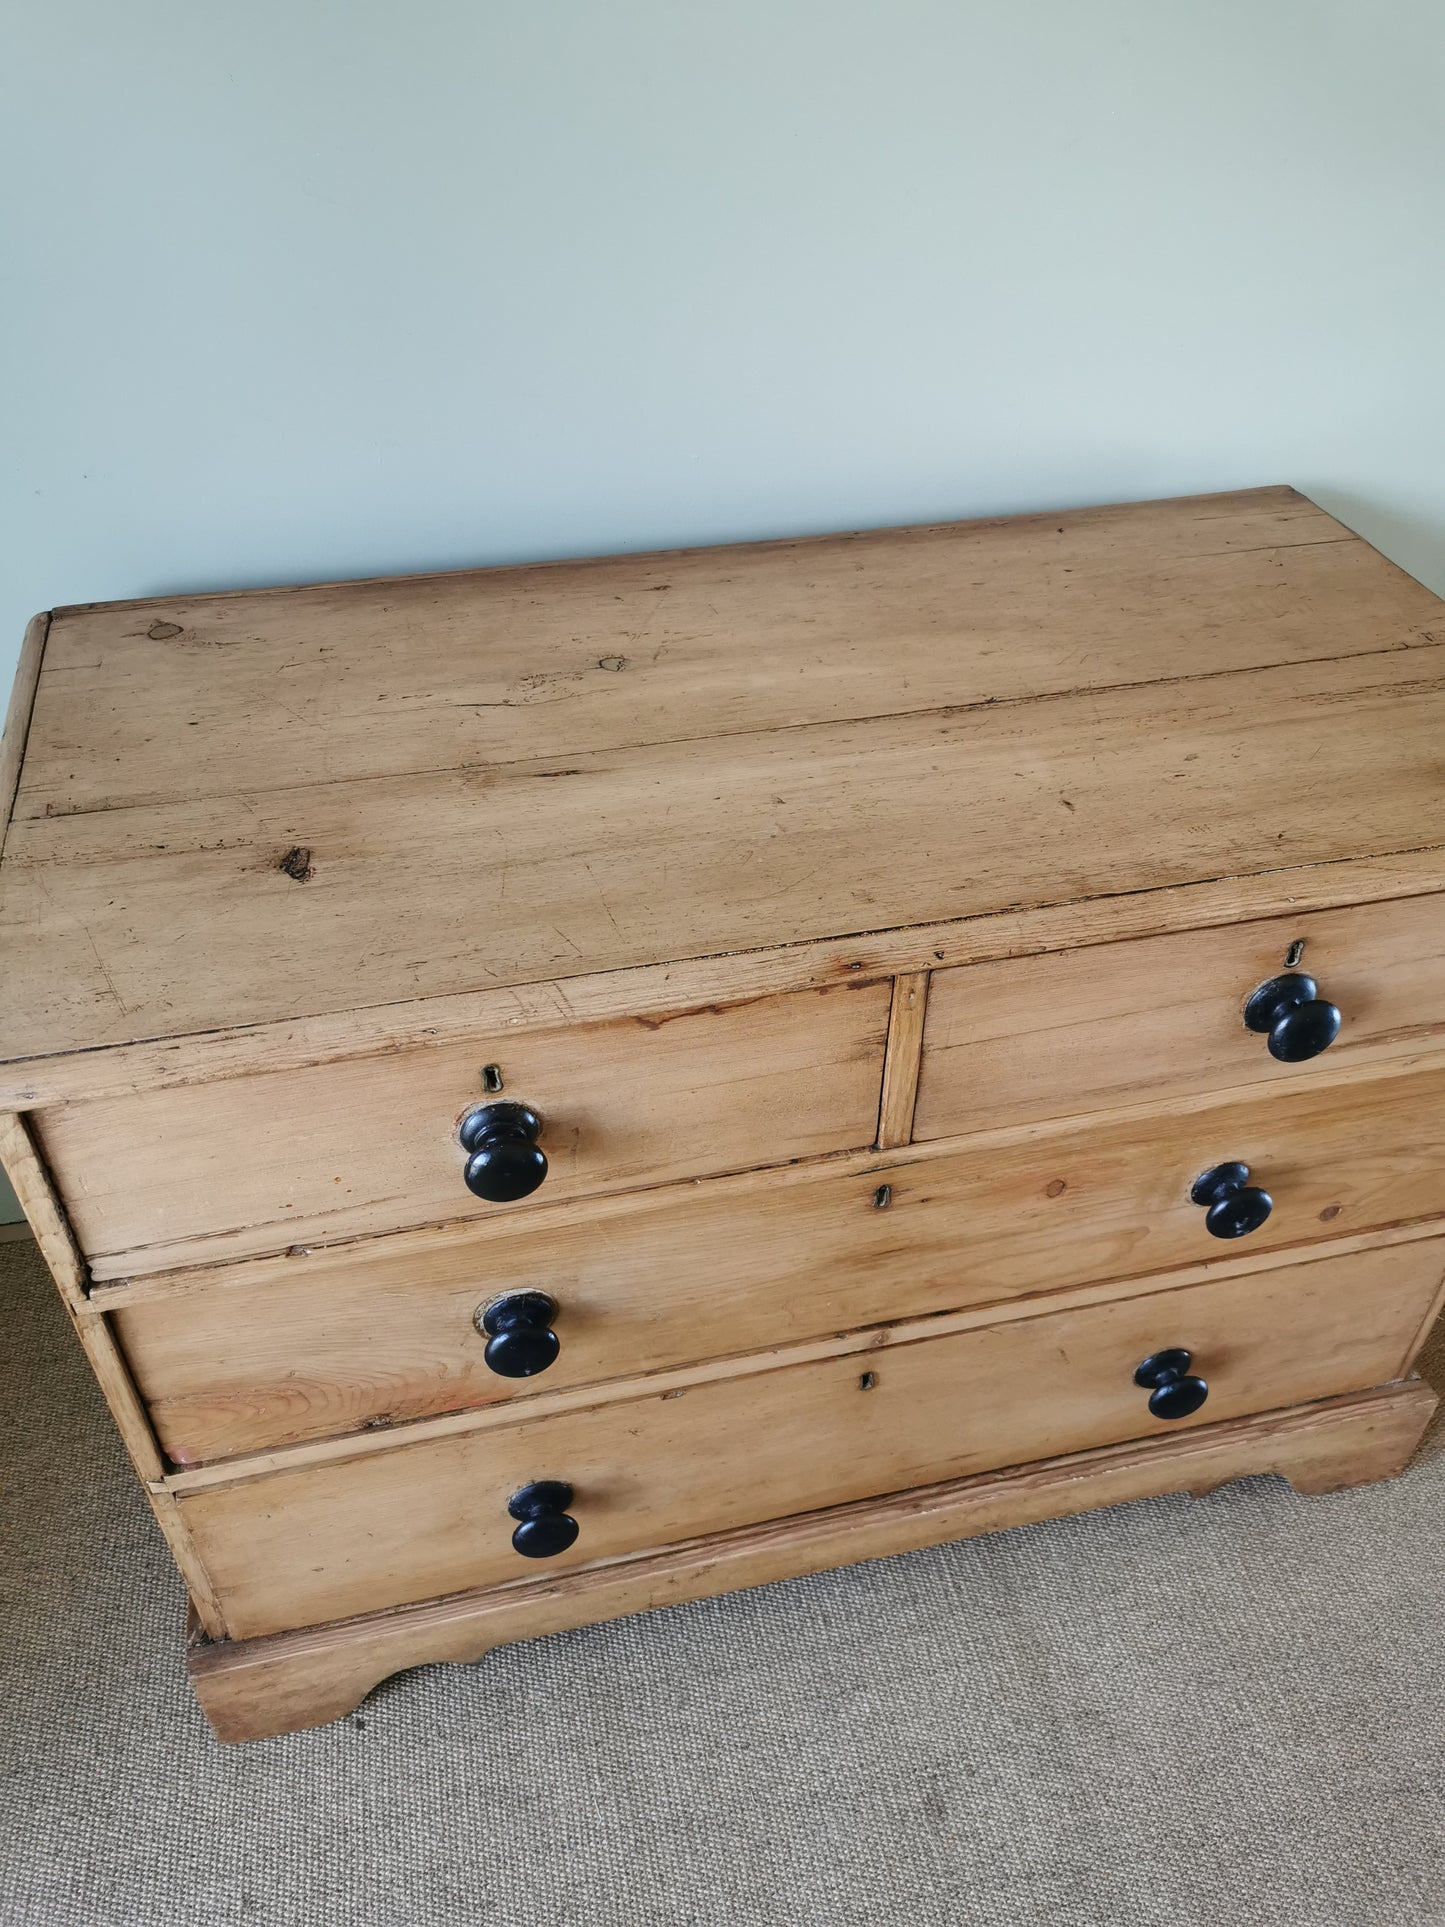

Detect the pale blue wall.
xmin=3 ymin=0 xmax=1444 ymax=1221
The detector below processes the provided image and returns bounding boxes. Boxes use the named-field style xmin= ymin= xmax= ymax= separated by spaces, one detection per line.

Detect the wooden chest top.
xmin=3 ymin=485 xmax=1443 ymax=1070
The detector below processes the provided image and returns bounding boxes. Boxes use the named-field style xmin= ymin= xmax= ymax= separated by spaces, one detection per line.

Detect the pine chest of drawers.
xmin=4 ymin=486 xmax=1445 ymax=1741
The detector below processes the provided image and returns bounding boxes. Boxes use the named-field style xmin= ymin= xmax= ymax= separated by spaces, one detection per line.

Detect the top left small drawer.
xmin=34 ymin=978 xmax=892 ymax=1278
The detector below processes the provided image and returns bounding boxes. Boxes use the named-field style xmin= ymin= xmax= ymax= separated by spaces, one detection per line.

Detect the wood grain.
xmin=37 ymin=978 xmax=891 ymax=1275
xmin=0 ymin=1114 xmax=159 ymax=1473
xmin=117 ymin=1216 xmax=1445 ymax=1476
xmin=145 ymin=1222 xmax=1445 ymax=1492
xmin=21 ymin=490 xmax=1438 ymax=820
xmin=0 ymin=1109 xmax=90 ymax=1313
xmin=11 ymin=488 xmax=1445 ymax=1726
xmin=186 ymin=1377 xmax=1440 ymax=1740
xmin=0 ymin=613 xmax=49 ymax=864
xmin=915 ymin=891 xmax=1445 ymax=1138
xmin=172 ymin=1241 xmax=1445 ymax=1639
xmin=876 ymin=972 xmax=929 ymax=1148
xmin=5 ymin=578 xmax=1445 ymax=1063
xmin=4 ymin=852 xmax=1444 ymax=1112
xmin=0 ymin=1110 xmax=228 ymax=1633
xmin=111 ymin=1058 xmax=1445 ymax=1464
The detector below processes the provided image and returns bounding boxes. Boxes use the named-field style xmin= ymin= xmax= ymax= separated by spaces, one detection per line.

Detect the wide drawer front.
xmin=915 ymin=892 xmax=1445 ymax=1139
xmin=118 ymin=1056 xmax=1445 ymax=1465
xmin=36 ymin=979 xmax=891 ymax=1276
xmin=175 ymin=1240 xmax=1444 ymax=1640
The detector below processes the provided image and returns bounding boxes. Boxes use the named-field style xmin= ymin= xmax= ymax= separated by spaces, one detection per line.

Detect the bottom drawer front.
xmin=179 ymin=1239 xmax=1444 ymax=1641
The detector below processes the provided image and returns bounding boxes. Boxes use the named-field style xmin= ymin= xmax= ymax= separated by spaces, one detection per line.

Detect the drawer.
xmin=174 ymin=1239 xmax=1445 ymax=1640
xmin=114 ymin=1054 xmax=1445 ymax=1463
xmin=914 ymin=893 xmax=1445 ymax=1139
xmin=36 ymin=978 xmax=891 ymax=1276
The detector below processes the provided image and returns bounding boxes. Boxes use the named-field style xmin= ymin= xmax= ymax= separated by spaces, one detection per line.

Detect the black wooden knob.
xmin=1190 ymin=1161 xmax=1273 ymax=1239
xmin=1134 ymin=1348 xmax=1209 ymax=1420
xmin=1244 ymin=972 xmax=1341 ymax=1063
xmin=508 ymin=1480 xmax=578 ymax=1558
xmin=477 ymin=1291 xmax=560 ymax=1378
xmin=459 ymin=1102 xmax=547 ymax=1202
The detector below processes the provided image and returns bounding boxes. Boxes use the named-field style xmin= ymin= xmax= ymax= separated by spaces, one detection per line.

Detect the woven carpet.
xmin=2 ymin=1234 xmax=1444 ymax=1927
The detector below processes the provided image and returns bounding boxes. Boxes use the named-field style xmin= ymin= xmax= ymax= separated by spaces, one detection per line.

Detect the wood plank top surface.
xmin=4 ymin=486 xmax=1444 ymax=1062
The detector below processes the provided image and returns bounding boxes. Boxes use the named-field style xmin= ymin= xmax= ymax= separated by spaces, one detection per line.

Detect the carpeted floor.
xmin=2 ymin=1235 xmax=1444 ymax=1927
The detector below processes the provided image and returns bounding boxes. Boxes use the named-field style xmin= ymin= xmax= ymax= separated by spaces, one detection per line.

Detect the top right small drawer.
xmin=912 ymin=894 xmax=1445 ymax=1141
